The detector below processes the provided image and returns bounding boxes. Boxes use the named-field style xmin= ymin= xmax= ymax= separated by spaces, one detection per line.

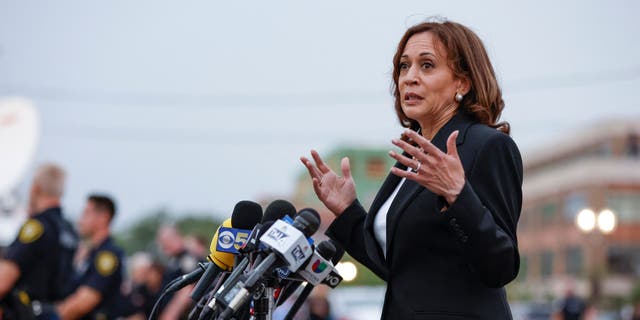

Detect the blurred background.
xmin=1 ymin=1 xmax=639 ymax=319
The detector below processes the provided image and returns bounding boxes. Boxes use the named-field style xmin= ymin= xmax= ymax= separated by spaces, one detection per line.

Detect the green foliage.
xmin=175 ymin=216 xmax=221 ymax=243
xmin=114 ymin=207 xmax=222 ymax=255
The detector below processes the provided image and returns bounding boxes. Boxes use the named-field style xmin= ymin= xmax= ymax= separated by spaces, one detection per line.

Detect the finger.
xmin=311 ymin=178 xmax=323 ymax=197
xmin=403 ymin=130 xmax=443 ymax=157
xmin=391 ymin=138 xmax=429 ymax=164
xmin=300 ymin=156 xmax=322 ymax=180
xmin=311 ymin=150 xmax=331 ymax=174
xmin=388 ymin=150 xmax=421 ymax=172
xmin=390 ymin=166 xmax=421 ymax=180
xmin=446 ymin=130 xmax=459 ymax=158
xmin=341 ymin=157 xmax=352 ymax=179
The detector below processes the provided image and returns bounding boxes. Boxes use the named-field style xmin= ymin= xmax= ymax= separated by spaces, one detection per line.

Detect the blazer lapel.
xmin=363 ymin=161 xmax=404 ymax=265
xmin=384 ymin=111 xmax=475 ymax=260
xmin=367 ymin=161 xmax=404 ymax=223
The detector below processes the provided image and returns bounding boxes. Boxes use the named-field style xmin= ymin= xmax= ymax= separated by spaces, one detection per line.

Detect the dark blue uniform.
xmin=72 ymin=237 xmax=124 ymax=320
xmin=3 ymin=207 xmax=78 ymax=312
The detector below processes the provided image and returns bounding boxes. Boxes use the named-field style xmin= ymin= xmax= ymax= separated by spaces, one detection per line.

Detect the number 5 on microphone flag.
xmin=216 ymin=227 xmax=251 ymax=254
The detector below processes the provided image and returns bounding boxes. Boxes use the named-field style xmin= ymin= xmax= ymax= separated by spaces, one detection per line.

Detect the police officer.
xmin=0 ymin=164 xmax=78 ymax=319
xmin=156 ymin=225 xmax=201 ymax=320
xmin=55 ymin=194 xmax=124 ymax=320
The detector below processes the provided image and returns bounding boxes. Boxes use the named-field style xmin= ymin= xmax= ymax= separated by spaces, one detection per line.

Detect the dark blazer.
xmin=326 ymin=111 xmax=523 ymax=320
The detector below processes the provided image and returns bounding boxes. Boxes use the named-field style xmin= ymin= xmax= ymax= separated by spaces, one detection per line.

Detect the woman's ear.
xmin=457 ymin=76 xmax=471 ymax=96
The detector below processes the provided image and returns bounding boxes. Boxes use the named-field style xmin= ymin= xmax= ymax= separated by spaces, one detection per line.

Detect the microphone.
xmin=283 ymin=240 xmax=345 ymax=320
xmin=197 ymin=200 xmax=298 ymax=319
xmin=190 ymin=201 xmax=262 ymax=302
xmin=163 ymin=262 xmax=208 ymax=293
xmin=217 ymin=211 xmax=320 ymax=320
xmin=277 ymin=239 xmax=343 ymax=306
xmin=264 ymin=199 xmax=297 ymax=222
xmin=240 ymin=200 xmax=294 ymax=255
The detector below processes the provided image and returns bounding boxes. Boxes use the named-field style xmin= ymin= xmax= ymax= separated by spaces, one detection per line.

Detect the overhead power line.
xmin=0 ymin=66 xmax=638 ymax=108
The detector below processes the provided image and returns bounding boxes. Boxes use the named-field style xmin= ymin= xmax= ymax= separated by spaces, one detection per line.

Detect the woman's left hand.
xmin=389 ymin=130 xmax=465 ymax=205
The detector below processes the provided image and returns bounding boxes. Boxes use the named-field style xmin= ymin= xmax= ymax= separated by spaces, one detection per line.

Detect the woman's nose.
xmin=403 ymin=65 xmax=418 ymax=85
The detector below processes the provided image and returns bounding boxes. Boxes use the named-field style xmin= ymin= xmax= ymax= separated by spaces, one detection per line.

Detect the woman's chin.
xmin=402 ymin=108 xmax=427 ymax=122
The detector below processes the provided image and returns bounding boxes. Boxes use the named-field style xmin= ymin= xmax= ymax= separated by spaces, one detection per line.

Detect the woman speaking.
xmin=301 ymin=19 xmax=523 ymax=319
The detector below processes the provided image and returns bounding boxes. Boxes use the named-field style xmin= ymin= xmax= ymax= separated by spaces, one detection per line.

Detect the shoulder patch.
xmin=18 ymin=219 xmax=44 ymax=244
xmin=95 ymin=251 xmax=119 ymax=276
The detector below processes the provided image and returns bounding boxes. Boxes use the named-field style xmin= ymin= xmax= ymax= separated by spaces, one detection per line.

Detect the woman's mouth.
xmin=403 ymin=92 xmax=424 ymax=106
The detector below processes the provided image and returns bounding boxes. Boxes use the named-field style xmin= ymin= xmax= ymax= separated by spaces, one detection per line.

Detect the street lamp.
xmin=335 ymin=262 xmax=358 ymax=282
xmin=576 ymin=209 xmax=596 ymax=233
xmin=597 ymin=209 xmax=616 ymax=234
xmin=574 ymin=207 xmax=617 ymax=306
xmin=575 ymin=208 xmax=617 ymax=234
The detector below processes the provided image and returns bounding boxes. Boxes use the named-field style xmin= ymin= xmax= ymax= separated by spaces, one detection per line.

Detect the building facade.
xmin=515 ymin=119 xmax=640 ymax=300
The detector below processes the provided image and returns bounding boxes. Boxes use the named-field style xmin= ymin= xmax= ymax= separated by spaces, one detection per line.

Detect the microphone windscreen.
xmin=315 ymin=240 xmax=336 ymax=260
xmin=297 ymin=207 xmax=320 ymax=223
xmin=231 ymin=200 xmax=263 ymax=230
xmin=329 ymin=240 xmax=345 ymax=264
xmin=294 ymin=210 xmax=320 ymax=237
xmin=262 ymin=199 xmax=296 ymax=223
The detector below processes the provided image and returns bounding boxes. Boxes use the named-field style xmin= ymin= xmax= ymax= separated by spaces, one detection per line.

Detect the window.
xmin=607 ymin=246 xmax=640 ymax=276
xmin=565 ymin=247 xmax=583 ymax=276
xmin=607 ymin=192 xmax=640 ymax=222
xmin=541 ymin=251 xmax=554 ymax=278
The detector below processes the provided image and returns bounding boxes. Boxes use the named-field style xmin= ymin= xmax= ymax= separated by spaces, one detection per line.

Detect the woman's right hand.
xmin=300 ymin=150 xmax=356 ymax=216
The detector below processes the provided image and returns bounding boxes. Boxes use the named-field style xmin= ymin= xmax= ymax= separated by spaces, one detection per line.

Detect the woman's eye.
xmin=422 ymin=62 xmax=433 ymax=69
xmin=399 ymin=62 xmax=409 ymax=70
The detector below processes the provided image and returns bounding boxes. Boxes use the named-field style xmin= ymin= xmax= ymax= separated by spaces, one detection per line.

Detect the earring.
xmin=455 ymin=92 xmax=464 ymax=102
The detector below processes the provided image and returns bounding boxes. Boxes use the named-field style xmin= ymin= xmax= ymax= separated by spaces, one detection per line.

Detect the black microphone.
xmin=296 ymin=207 xmax=320 ymax=222
xmin=240 ymin=200 xmax=295 ymax=255
xmin=218 ymin=211 xmax=320 ymax=320
xmin=231 ymin=200 xmax=264 ymax=230
xmin=264 ymin=199 xmax=297 ymax=221
xmin=190 ymin=200 xmax=262 ymax=302
xmin=163 ymin=262 xmax=208 ymax=293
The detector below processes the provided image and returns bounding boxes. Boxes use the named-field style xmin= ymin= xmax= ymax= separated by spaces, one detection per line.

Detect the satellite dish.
xmin=0 ymin=97 xmax=40 ymax=195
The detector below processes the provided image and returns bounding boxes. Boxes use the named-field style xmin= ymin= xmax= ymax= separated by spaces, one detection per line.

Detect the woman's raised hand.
xmin=388 ymin=130 xmax=465 ymax=205
xmin=300 ymin=150 xmax=356 ymax=216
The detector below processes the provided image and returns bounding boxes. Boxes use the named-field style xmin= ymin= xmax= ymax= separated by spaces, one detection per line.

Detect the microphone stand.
xmin=252 ymin=277 xmax=275 ymax=320
xmin=283 ymin=283 xmax=313 ymax=320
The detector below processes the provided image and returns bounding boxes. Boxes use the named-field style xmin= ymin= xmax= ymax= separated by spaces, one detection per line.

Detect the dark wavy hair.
xmin=392 ymin=20 xmax=510 ymax=135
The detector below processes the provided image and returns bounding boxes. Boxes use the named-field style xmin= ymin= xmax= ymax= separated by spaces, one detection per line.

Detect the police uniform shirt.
xmin=4 ymin=207 xmax=67 ymax=302
xmin=73 ymin=236 xmax=124 ymax=320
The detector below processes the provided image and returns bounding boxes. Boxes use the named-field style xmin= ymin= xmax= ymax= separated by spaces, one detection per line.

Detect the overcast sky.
xmin=1 ymin=0 xmax=638 ymax=230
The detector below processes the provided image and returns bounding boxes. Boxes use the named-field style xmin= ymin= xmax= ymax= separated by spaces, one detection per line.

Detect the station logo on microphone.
xmin=266 ymin=227 xmax=289 ymax=246
xmin=311 ymin=259 xmax=327 ymax=273
xmin=218 ymin=230 xmax=235 ymax=250
xmin=290 ymin=245 xmax=306 ymax=262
